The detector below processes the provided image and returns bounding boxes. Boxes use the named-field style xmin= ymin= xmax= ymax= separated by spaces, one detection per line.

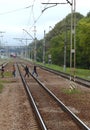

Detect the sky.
xmin=0 ymin=0 xmax=90 ymax=46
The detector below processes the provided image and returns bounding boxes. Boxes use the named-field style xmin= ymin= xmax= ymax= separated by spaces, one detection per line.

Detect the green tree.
xmin=76 ymin=17 xmax=90 ymax=68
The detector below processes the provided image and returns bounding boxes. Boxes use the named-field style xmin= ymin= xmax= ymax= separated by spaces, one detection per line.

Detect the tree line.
xmin=29 ymin=12 xmax=90 ymax=69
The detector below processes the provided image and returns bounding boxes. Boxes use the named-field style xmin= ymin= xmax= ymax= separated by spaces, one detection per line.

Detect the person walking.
xmin=1 ymin=65 xmax=4 ymax=78
xmin=24 ymin=65 xmax=29 ymax=77
xmin=32 ymin=65 xmax=38 ymax=77
xmin=12 ymin=64 xmax=16 ymax=77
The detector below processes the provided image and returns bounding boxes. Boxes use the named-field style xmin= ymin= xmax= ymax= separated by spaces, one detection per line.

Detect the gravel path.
xmin=0 ymin=72 xmax=39 ymax=130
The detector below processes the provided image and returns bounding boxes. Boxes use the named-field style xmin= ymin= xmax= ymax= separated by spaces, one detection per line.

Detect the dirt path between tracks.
xmin=0 ymin=77 xmax=33 ymax=130
xmin=0 ymin=62 xmax=39 ymax=130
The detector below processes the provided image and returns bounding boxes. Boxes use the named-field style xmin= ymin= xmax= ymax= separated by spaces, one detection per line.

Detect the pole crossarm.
xmin=13 ymin=38 xmax=32 ymax=41
xmin=66 ymin=0 xmax=72 ymax=6
xmin=42 ymin=0 xmax=72 ymax=6
xmin=42 ymin=1 xmax=70 ymax=12
xmin=0 ymin=31 xmax=5 ymax=33
xmin=42 ymin=2 xmax=67 ymax=4
xmin=42 ymin=4 xmax=57 ymax=13
xmin=13 ymin=38 xmax=32 ymax=45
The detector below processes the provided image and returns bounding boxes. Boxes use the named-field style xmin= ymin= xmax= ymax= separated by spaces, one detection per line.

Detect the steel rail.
xmin=31 ymin=74 xmax=90 ymax=130
xmin=38 ymin=65 xmax=90 ymax=87
xmin=0 ymin=62 xmax=8 ymax=69
xmin=17 ymin=63 xmax=48 ymax=130
xmin=75 ymin=76 xmax=90 ymax=87
xmin=20 ymin=63 xmax=90 ymax=129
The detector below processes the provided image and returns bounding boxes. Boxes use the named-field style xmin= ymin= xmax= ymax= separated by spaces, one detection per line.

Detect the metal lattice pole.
xmin=69 ymin=0 xmax=76 ymax=90
xmin=70 ymin=0 xmax=76 ymax=80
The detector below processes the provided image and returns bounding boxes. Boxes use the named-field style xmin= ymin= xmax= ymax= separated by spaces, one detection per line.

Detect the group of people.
xmin=0 ymin=64 xmax=16 ymax=78
xmin=24 ymin=64 xmax=38 ymax=77
xmin=0 ymin=64 xmax=38 ymax=78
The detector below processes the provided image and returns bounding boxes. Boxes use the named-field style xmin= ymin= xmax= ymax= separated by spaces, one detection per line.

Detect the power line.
xmin=0 ymin=5 xmax=32 ymax=15
xmin=25 ymin=1 xmax=71 ymax=36
xmin=29 ymin=11 xmax=44 ymax=31
xmin=28 ymin=0 xmax=51 ymax=31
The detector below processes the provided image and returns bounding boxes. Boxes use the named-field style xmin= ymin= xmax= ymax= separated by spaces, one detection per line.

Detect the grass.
xmin=76 ymin=69 xmax=90 ymax=79
xmin=4 ymin=71 xmax=12 ymax=77
xmin=62 ymin=88 xmax=81 ymax=94
xmin=0 ymin=71 xmax=12 ymax=78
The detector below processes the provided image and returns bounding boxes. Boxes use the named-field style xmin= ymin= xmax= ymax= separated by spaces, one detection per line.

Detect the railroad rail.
xmin=17 ymin=63 xmax=90 ymax=130
xmin=0 ymin=62 xmax=8 ymax=69
xmin=17 ymin=63 xmax=47 ymax=130
xmin=38 ymin=65 xmax=90 ymax=88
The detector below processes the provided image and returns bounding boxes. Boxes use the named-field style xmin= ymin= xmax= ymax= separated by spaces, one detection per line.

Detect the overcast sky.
xmin=0 ymin=0 xmax=90 ymax=46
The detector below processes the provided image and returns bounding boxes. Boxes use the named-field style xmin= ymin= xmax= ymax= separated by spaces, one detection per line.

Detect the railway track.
xmin=0 ymin=62 xmax=8 ymax=68
xmin=16 ymin=63 xmax=42 ymax=130
xmin=17 ymin=63 xmax=90 ymax=130
xmin=38 ymin=65 xmax=90 ymax=88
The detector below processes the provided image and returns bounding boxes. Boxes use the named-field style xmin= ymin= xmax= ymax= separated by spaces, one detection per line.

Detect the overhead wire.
xmin=28 ymin=0 xmax=51 ymax=31
xmin=0 ymin=5 xmax=32 ymax=15
xmin=28 ymin=0 xmax=70 ymax=31
xmin=25 ymin=0 xmax=36 ymax=27
xmin=42 ymin=0 xmax=51 ymax=12
xmin=21 ymin=0 xmax=38 ymax=41
xmin=31 ymin=0 xmax=36 ymax=23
